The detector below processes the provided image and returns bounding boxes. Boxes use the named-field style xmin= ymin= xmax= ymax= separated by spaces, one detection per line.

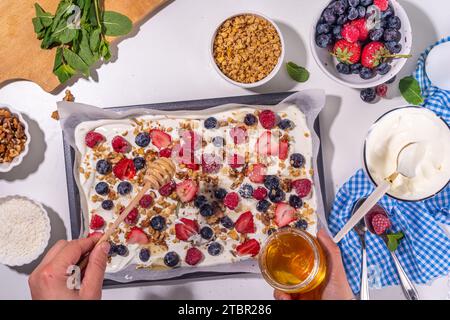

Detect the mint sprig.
xmin=386 ymin=231 xmax=404 ymax=252
xmin=286 ymin=62 xmax=310 ymax=83
xmin=399 ymin=76 xmax=424 ymax=105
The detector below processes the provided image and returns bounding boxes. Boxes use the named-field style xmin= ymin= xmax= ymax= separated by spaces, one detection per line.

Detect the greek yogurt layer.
xmin=365 ymin=107 xmax=450 ymax=201
xmin=74 ymin=105 xmax=318 ymax=273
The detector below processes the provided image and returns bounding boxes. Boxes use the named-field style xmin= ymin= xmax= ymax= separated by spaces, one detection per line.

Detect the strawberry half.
xmin=291 ymin=179 xmax=312 ymax=197
xmin=113 ymin=158 xmax=136 ymax=180
xmin=112 ymin=136 xmax=131 ymax=153
xmin=236 ymin=239 xmax=261 ymax=257
xmin=274 ymin=203 xmax=296 ymax=227
xmin=256 ymin=131 xmax=279 ymax=157
xmin=90 ymin=214 xmax=105 ymax=230
xmin=185 ymin=247 xmax=204 ymax=266
xmin=248 ymin=163 xmax=267 ymax=184
xmin=235 ymin=211 xmax=256 ymax=234
xmin=150 ymin=129 xmax=172 ymax=149
xmin=175 ymin=218 xmax=199 ymax=241
xmin=371 ymin=213 xmax=391 ymax=235
xmin=126 ymin=226 xmax=149 ymax=244
xmin=176 ymin=179 xmax=199 ymax=203
xmin=278 ymin=140 xmax=289 ymax=160
xmin=85 ymin=131 xmax=105 ymax=148
xmin=333 ymin=39 xmax=361 ymax=64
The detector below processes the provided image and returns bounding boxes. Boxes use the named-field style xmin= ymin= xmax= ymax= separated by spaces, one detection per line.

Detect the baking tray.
xmin=62 ymin=92 xmax=327 ymax=288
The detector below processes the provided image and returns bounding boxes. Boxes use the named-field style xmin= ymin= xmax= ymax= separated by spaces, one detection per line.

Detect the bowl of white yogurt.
xmin=363 ymin=107 xmax=450 ymax=202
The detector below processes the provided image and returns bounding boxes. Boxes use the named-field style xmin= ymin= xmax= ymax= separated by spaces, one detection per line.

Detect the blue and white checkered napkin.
xmin=328 ymin=37 xmax=450 ymax=294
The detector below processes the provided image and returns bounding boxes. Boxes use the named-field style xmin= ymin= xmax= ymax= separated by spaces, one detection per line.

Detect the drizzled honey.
xmin=259 ymin=228 xmax=327 ymax=294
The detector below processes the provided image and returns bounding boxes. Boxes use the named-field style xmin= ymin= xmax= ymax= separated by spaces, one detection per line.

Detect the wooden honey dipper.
xmin=77 ymin=157 xmax=176 ymax=270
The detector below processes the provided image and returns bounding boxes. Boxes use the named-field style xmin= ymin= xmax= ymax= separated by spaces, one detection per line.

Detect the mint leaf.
xmin=386 ymin=231 xmax=404 ymax=252
xmin=102 ymin=11 xmax=133 ymax=36
xmin=54 ymin=64 xmax=76 ymax=83
xmin=286 ymin=62 xmax=310 ymax=83
xmin=399 ymin=76 xmax=424 ymax=105
xmin=63 ymin=48 xmax=89 ymax=76
xmin=34 ymin=3 xmax=53 ymax=27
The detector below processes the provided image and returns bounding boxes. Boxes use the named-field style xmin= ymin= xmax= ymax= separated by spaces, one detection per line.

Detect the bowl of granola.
xmin=210 ymin=12 xmax=285 ymax=88
xmin=0 ymin=105 xmax=30 ymax=172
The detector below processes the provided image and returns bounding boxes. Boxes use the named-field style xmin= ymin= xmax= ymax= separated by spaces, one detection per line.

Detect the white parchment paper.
xmin=58 ymin=90 xmax=327 ymax=283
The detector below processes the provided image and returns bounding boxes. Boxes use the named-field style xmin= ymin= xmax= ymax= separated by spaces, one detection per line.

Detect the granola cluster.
xmin=0 ymin=108 xmax=28 ymax=163
xmin=213 ymin=14 xmax=282 ymax=84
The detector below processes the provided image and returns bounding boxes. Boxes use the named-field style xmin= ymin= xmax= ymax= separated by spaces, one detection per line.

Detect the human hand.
xmin=274 ymin=228 xmax=354 ymax=300
xmin=29 ymin=235 xmax=110 ymax=300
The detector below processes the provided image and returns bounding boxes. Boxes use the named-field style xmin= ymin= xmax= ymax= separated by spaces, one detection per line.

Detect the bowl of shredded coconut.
xmin=0 ymin=196 xmax=51 ymax=266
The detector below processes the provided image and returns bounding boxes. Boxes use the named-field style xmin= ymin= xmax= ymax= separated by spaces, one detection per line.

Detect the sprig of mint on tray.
xmin=32 ymin=0 xmax=132 ymax=84
xmin=386 ymin=231 xmax=404 ymax=252
xmin=399 ymin=76 xmax=425 ymax=105
xmin=286 ymin=62 xmax=310 ymax=83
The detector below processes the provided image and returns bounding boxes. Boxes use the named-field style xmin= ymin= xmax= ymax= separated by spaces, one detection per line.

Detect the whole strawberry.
xmin=361 ymin=41 xmax=411 ymax=69
xmin=333 ymin=40 xmax=361 ymax=65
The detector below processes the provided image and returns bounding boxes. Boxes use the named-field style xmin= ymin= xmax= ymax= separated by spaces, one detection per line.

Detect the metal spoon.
xmin=364 ymin=208 xmax=420 ymax=300
xmin=334 ymin=142 xmax=423 ymax=243
xmin=352 ymin=198 xmax=370 ymax=300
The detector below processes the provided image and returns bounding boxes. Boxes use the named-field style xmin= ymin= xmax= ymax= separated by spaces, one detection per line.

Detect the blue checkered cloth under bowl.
xmin=328 ymin=37 xmax=450 ymax=294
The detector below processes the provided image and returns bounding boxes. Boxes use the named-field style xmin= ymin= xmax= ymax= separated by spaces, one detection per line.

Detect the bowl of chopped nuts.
xmin=210 ymin=12 xmax=285 ymax=88
xmin=0 ymin=105 xmax=30 ymax=172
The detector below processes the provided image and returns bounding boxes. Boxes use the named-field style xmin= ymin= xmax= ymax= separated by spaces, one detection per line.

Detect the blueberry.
xmin=357 ymin=5 xmax=366 ymax=18
xmin=336 ymin=15 xmax=348 ymax=25
xmin=388 ymin=16 xmax=401 ymax=29
xmin=199 ymin=203 xmax=214 ymax=217
xmin=351 ymin=63 xmax=362 ymax=74
xmin=332 ymin=25 xmax=343 ymax=40
xmin=385 ymin=41 xmax=402 ymax=54
xmin=239 ymin=184 xmax=254 ymax=199
xmin=96 ymin=159 xmax=112 ymax=175
xmin=290 ymin=153 xmax=305 ymax=168
xmin=360 ymin=0 xmax=373 ymax=6
xmin=336 ymin=63 xmax=351 ymax=75
xmin=278 ymin=119 xmax=294 ymax=130
xmin=135 ymin=132 xmax=150 ymax=147
xmin=385 ymin=75 xmax=397 ymax=84
xmin=267 ymin=228 xmax=277 ymax=236
xmin=214 ymin=188 xmax=227 ymax=200
xmin=256 ymin=199 xmax=271 ymax=213
xmin=347 ymin=7 xmax=359 ymax=20
xmin=332 ymin=1 xmax=347 ymax=15
xmin=349 ymin=0 xmax=360 ymax=7
xmin=207 ymin=242 xmax=223 ymax=256
xmin=316 ymin=23 xmax=331 ymax=35
xmin=381 ymin=5 xmax=394 ymax=19
xmin=289 ymin=195 xmax=303 ymax=209
xmin=164 ymin=251 xmax=180 ymax=267
xmin=244 ymin=113 xmax=258 ymax=126
xmin=200 ymin=226 xmax=214 ymax=240
xmin=315 ymin=34 xmax=333 ymax=48
xmin=376 ymin=62 xmax=391 ymax=75
xmin=133 ymin=157 xmax=146 ymax=171
xmin=369 ymin=28 xmax=384 ymax=41
xmin=384 ymin=29 xmax=401 ymax=42
xmin=116 ymin=244 xmax=128 ymax=256
xmin=220 ymin=216 xmax=234 ymax=229
xmin=117 ymin=181 xmax=132 ymax=195
xmin=150 ymin=215 xmax=166 ymax=231
xmin=322 ymin=8 xmax=336 ymax=24
xmin=360 ymin=88 xmax=377 ymax=103
xmin=295 ymin=219 xmax=308 ymax=230
xmin=108 ymin=242 xmax=118 ymax=257
xmin=194 ymin=195 xmax=208 ymax=208
xmin=269 ymin=188 xmax=285 ymax=203
xmin=264 ymin=175 xmax=280 ymax=189
xmin=95 ymin=182 xmax=109 ymax=195
xmin=101 ymin=200 xmax=114 ymax=210
xmin=212 ymin=136 xmax=225 ymax=147
xmin=360 ymin=67 xmax=375 ymax=80
xmin=139 ymin=248 xmax=151 ymax=262
xmin=204 ymin=117 xmax=218 ymax=129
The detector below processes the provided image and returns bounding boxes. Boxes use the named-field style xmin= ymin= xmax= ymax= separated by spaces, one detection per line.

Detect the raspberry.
xmin=124 ymin=208 xmax=139 ymax=225
xmin=223 ymin=192 xmax=239 ymax=210
xmin=85 ymin=131 xmax=105 ymax=148
xmin=159 ymin=148 xmax=172 ymax=158
xmin=341 ymin=23 xmax=360 ymax=43
xmin=253 ymin=187 xmax=268 ymax=200
xmin=371 ymin=213 xmax=391 ymax=235
xmin=89 ymin=214 xmax=105 ymax=230
xmin=139 ymin=195 xmax=153 ymax=208
xmin=376 ymin=84 xmax=388 ymax=97
xmin=185 ymin=247 xmax=204 ymax=266
xmin=159 ymin=180 xmax=176 ymax=197
xmin=291 ymin=179 xmax=312 ymax=197
xmin=112 ymin=136 xmax=131 ymax=153
xmin=258 ymin=110 xmax=277 ymax=129
xmin=202 ymin=154 xmax=222 ymax=174
xmin=374 ymin=0 xmax=389 ymax=11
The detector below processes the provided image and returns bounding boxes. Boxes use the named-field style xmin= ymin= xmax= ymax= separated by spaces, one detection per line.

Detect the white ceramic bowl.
xmin=0 ymin=195 xmax=51 ymax=267
xmin=310 ymin=0 xmax=412 ymax=88
xmin=210 ymin=12 xmax=285 ymax=88
xmin=0 ymin=104 xmax=30 ymax=172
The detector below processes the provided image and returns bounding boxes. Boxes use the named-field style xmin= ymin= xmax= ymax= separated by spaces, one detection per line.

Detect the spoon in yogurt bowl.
xmin=334 ymin=142 xmax=424 ymax=243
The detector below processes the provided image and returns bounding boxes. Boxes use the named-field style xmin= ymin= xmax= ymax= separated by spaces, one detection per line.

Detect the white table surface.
xmin=0 ymin=0 xmax=449 ymax=300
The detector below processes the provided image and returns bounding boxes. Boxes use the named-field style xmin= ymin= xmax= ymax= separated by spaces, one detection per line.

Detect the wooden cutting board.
xmin=0 ymin=0 xmax=168 ymax=93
